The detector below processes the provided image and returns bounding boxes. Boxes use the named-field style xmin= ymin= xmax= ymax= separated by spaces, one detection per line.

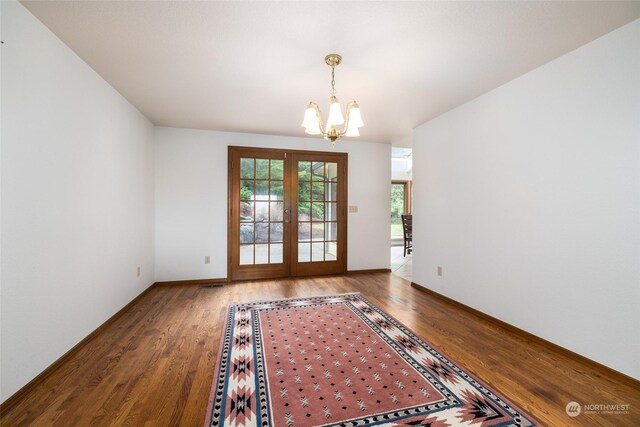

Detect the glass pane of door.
xmin=297 ymin=161 xmax=338 ymax=263
xmin=238 ymin=157 xmax=285 ymax=265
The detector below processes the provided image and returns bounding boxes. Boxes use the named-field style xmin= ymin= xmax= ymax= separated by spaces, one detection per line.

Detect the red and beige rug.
xmin=205 ymin=293 xmax=537 ymax=426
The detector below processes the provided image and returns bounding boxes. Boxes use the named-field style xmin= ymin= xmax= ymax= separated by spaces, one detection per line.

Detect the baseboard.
xmin=0 ymin=283 xmax=156 ymax=413
xmin=153 ymin=277 xmax=228 ymax=286
xmin=153 ymin=271 xmax=391 ymax=286
xmin=410 ymin=282 xmax=640 ymax=390
xmin=347 ymin=268 xmax=392 ymax=274
xmin=228 ymin=270 xmax=391 ymax=283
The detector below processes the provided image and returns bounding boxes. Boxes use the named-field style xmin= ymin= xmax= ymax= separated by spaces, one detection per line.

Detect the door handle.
xmin=284 ymin=209 xmax=290 ymax=214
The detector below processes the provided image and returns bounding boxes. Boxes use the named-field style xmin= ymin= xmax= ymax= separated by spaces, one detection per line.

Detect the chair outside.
xmin=401 ymin=214 xmax=412 ymax=257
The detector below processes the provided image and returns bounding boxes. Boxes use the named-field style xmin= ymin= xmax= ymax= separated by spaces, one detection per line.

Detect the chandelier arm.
xmin=340 ymin=101 xmax=360 ymax=136
xmin=339 ymin=104 xmax=351 ymax=136
xmin=310 ymin=102 xmax=326 ymax=136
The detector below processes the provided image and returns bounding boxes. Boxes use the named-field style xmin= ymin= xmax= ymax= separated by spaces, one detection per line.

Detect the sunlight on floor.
xmin=391 ymin=245 xmax=412 ymax=282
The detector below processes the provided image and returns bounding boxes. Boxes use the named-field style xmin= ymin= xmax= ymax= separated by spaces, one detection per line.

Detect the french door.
xmin=228 ymin=147 xmax=347 ymax=281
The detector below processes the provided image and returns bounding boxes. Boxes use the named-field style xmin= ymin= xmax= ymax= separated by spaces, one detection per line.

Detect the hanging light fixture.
xmin=301 ymin=54 xmax=364 ymax=145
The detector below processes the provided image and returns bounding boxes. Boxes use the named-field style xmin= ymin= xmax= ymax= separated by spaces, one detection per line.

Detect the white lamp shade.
xmin=302 ymin=106 xmax=321 ymax=135
xmin=305 ymin=124 xmax=322 ymax=135
xmin=347 ymin=104 xmax=364 ymax=128
xmin=326 ymin=99 xmax=344 ymax=127
xmin=344 ymin=125 xmax=360 ymax=137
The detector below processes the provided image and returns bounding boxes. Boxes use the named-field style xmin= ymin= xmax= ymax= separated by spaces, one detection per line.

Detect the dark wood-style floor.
xmin=1 ymin=273 xmax=638 ymax=426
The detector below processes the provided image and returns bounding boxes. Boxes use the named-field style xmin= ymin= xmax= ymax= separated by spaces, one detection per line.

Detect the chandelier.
xmin=301 ymin=54 xmax=364 ymax=145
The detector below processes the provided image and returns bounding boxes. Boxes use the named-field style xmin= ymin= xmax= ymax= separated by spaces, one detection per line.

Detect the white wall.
xmin=413 ymin=20 xmax=640 ymax=379
xmin=155 ymin=127 xmax=390 ymax=281
xmin=1 ymin=1 xmax=155 ymax=401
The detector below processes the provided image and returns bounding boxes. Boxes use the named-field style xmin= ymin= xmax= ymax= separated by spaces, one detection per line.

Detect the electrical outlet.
xmin=137 ymin=266 xmax=141 ymax=277
xmin=437 ymin=266 xmax=443 ymax=277
xmin=349 ymin=205 xmax=358 ymax=213
xmin=205 ymin=256 xmax=211 ymax=264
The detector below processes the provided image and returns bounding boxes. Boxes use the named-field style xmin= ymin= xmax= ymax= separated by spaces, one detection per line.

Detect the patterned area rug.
xmin=205 ymin=293 xmax=537 ymax=426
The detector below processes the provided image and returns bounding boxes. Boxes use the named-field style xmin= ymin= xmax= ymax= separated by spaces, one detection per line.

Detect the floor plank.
xmin=1 ymin=274 xmax=638 ymax=426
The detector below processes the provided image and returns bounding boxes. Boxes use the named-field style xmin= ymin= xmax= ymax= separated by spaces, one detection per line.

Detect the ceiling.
xmin=21 ymin=1 xmax=640 ymax=146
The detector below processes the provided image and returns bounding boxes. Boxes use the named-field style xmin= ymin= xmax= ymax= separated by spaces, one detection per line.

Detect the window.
xmin=391 ymin=181 xmax=411 ymax=239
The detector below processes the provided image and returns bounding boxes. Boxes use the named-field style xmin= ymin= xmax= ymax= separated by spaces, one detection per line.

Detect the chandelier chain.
xmin=330 ymin=66 xmax=336 ymax=96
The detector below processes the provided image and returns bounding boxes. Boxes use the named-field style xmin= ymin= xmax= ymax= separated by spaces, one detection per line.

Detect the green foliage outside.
xmin=239 ymin=159 xmax=332 ymax=221
xmin=240 ymin=186 xmax=254 ymax=201
xmin=391 ymin=184 xmax=405 ymax=237
xmin=298 ymin=162 xmax=327 ymax=220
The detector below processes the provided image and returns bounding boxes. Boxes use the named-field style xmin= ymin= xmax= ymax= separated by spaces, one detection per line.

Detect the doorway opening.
xmin=391 ymin=147 xmax=412 ymax=281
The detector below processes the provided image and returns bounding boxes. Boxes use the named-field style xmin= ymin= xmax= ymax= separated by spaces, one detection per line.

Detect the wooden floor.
xmin=1 ymin=273 xmax=638 ymax=426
